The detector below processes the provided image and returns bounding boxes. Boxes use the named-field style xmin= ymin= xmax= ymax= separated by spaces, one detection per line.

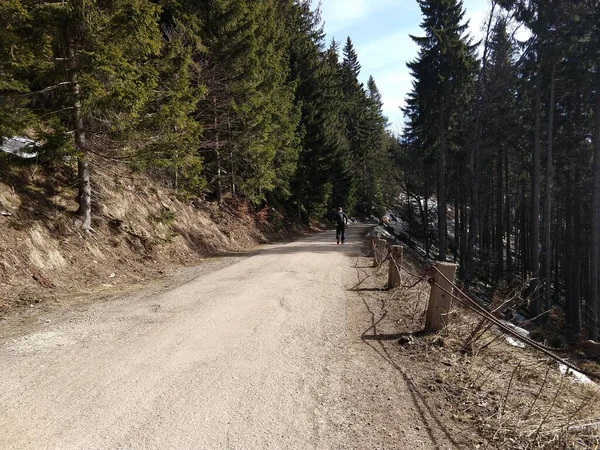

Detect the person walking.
xmin=335 ymin=207 xmax=349 ymax=244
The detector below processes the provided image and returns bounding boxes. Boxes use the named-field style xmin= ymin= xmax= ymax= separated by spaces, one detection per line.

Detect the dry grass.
xmin=0 ymin=159 xmax=308 ymax=319
xmin=357 ymin=247 xmax=600 ymax=450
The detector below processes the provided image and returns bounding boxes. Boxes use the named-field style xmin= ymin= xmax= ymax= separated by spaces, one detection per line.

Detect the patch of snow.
xmin=0 ymin=136 xmax=38 ymax=159
xmin=506 ymin=337 xmax=526 ymax=348
xmin=370 ymin=226 xmax=393 ymax=240
xmin=500 ymin=320 xmax=530 ymax=337
xmin=559 ymin=364 xmax=595 ymax=385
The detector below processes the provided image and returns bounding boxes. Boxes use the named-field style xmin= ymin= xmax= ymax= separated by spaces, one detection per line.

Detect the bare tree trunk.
xmin=573 ymin=168 xmax=582 ymax=333
xmin=530 ymin=67 xmax=542 ymax=318
xmin=590 ymin=76 xmax=600 ymax=339
xmin=214 ymin=97 xmax=222 ymax=205
xmin=70 ymin=40 xmax=91 ymax=232
xmin=553 ymin=212 xmax=560 ymax=304
xmin=566 ymin=175 xmax=575 ymax=329
xmin=505 ymin=146 xmax=512 ymax=278
xmin=465 ymin=119 xmax=481 ymax=289
xmin=496 ymin=151 xmax=504 ymax=281
xmin=228 ymin=116 xmax=235 ymax=196
xmin=459 ymin=203 xmax=467 ymax=280
xmin=454 ymin=190 xmax=459 ymax=263
xmin=543 ymin=63 xmax=556 ymax=318
xmin=438 ymin=101 xmax=447 ymax=261
xmin=421 ymin=196 xmax=430 ymax=258
xmin=521 ymin=185 xmax=529 ymax=279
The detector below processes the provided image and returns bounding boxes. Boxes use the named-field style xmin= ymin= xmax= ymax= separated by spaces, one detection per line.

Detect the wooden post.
xmin=369 ymin=236 xmax=377 ymax=257
xmin=425 ymin=262 xmax=457 ymax=332
xmin=373 ymin=238 xmax=387 ymax=267
xmin=388 ymin=245 xmax=403 ymax=288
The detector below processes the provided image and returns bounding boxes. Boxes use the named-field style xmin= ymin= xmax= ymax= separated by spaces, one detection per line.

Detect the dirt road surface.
xmin=1 ymin=226 xmax=453 ymax=449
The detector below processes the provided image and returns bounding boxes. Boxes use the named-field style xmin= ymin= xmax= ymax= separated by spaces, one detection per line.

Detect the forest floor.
xmin=355 ymin=246 xmax=600 ymax=449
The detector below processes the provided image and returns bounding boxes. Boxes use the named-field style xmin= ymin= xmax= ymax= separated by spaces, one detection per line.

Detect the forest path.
xmin=0 ymin=226 xmax=452 ymax=449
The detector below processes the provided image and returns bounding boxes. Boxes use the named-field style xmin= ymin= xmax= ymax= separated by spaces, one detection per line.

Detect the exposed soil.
xmin=0 ymin=160 xmax=311 ymax=322
xmin=1 ymin=225 xmax=455 ymax=449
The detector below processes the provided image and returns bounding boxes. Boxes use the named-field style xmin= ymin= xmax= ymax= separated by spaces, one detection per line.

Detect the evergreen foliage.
xmin=0 ymin=0 xmax=394 ymax=226
xmin=4 ymin=0 xmax=600 ymax=341
xmin=400 ymin=0 xmax=600 ymax=340
xmin=404 ymin=0 xmax=478 ymax=261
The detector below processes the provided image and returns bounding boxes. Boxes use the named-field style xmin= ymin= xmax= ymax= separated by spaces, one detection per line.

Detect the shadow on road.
xmin=352 ymin=257 xmax=461 ymax=450
xmin=215 ymin=225 xmax=373 ymax=258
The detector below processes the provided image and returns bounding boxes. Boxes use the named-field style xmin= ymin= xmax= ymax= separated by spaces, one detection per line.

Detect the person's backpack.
xmin=335 ymin=212 xmax=345 ymax=226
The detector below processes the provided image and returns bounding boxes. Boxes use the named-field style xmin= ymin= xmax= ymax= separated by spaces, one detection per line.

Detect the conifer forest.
xmin=2 ymin=0 xmax=600 ymax=343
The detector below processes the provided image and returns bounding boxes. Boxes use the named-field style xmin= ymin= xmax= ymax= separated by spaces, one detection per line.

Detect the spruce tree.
xmin=20 ymin=0 xmax=166 ymax=230
xmin=0 ymin=0 xmax=42 ymax=139
xmin=363 ymin=76 xmax=389 ymax=213
xmin=289 ymin=5 xmax=353 ymax=220
xmin=340 ymin=37 xmax=372 ymax=214
xmin=406 ymin=0 xmax=478 ymax=261
xmin=192 ymin=0 xmax=299 ymax=205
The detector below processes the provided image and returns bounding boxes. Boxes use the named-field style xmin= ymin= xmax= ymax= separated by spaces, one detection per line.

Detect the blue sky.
xmin=318 ymin=0 xmax=497 ymax=133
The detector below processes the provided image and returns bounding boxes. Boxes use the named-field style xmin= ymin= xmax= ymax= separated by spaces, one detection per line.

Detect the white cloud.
xmin=364 ymin=68 xmax=413 ymax=129
xmin=464 ymin=0 xmax=491 ymax=43
xmin=319 ymin=0 xmax=531 ymax=131
xmin=318 ymin=0 xmax=396 ymax=32
xmin=356 ymin=30 xmax=419 ymax=71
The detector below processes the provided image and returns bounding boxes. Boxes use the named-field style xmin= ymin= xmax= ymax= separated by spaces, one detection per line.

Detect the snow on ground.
xmin=0 ymin=137 xmax=38 ymax=159
xmin=559 ymin=364 xmax=595 ymax=385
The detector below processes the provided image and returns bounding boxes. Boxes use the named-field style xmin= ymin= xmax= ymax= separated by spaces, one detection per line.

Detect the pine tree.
xmin=137 ymin=9 xmax=207 ymax=195
xmin=363 ymin=76 xmax=389 ymax=213
xmin=192 ymin=0 xmax=299 ymax=205
xmin=289 ymin=6 xmax=353 ymax=220
xmin=20 ymin=0 xmax=166 ymax=230
xmin=340 ymin=37 xmax=373 ymax=214
xmin=0 ymin=0 xmax=42 ymax=139
xmin=406 ymin=0 xmax=478 ymax=261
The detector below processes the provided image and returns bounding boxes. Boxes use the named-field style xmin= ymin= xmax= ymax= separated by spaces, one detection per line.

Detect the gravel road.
xmin=0 ymin=226 xmax=450 ymax=449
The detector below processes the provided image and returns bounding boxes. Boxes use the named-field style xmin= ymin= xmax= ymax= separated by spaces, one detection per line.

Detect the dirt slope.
xmin=0 ymin=226 xmax=454 ymax=450
xmin=0 ymin=162 xmax=302 ymax=317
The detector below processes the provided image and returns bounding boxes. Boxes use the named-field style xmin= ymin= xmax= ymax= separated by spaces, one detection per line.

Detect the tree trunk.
xmin=459 ymin=203 xmax=467 ymax=280
xmin=423 ymin=196 xmax=430 ymax=258
xmin=530 ymin=67 xmax=542 ymax=318
xmin=566 ymin=176 xmax=575 ymax=329
xmin=590 ymin=76 xmax=600 ymax=339
xmin=214 ymin=97 xmax=222 ymax=205
xmin=438 ymin=102 xmax=447 ymax=261
xmin=553 ymin=212 xmax=560 ymax=304
xmin=521 ymin=184 xmax=529 ymax=279
xmin=584 ymin=247 xmax=591 ymax=335
xmin=505 ymin=146 xmax=512 ymax=278
xmin=454 ymin=191 xmax=459 ymax=263
xmin=496 ymin=151 xmax=504 ymax=281
xmin=465 ymin=114 xmax=481 ymax=289
xmin=573 ymin=168 xmax=582 ymax=333
xmin=70 ymin=40 xmax=91 ymax=232
xmin=543 ymin=64 xmax=556 ymax=318
xmin=228 ymin=116 xmax=235 ymax=196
